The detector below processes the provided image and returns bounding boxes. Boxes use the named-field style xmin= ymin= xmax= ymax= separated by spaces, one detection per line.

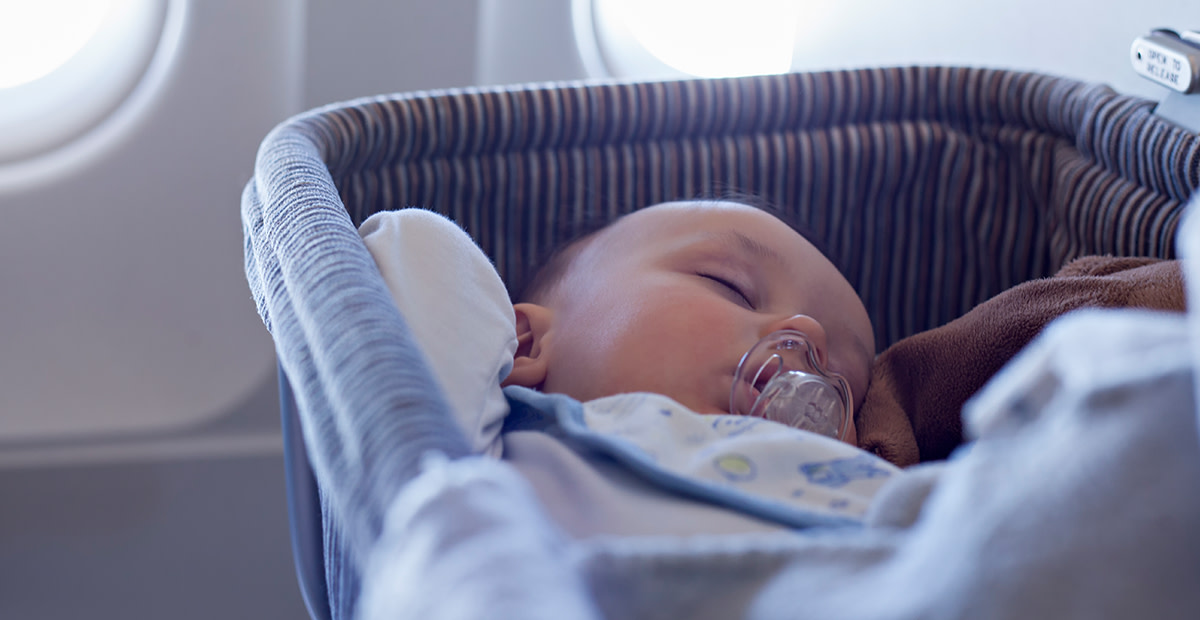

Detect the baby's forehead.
xmin=619 ymin=200 xmax=775 ymax=226
xmin=587 ymin=201 xmax=813 ymax=258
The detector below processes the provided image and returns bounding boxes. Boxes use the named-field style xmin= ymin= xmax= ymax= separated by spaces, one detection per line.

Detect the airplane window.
xmin=0 ymin=1 xmax=111 ymax=88
xmin=584 ymin=0 xmax=801 ymax=79
xmin=0 ymin=0 xmax=167 ymax=165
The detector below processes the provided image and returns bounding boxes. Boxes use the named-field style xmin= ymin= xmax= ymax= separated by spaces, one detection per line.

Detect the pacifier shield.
xmin=731 ymin=329 xmax=853 ymax=440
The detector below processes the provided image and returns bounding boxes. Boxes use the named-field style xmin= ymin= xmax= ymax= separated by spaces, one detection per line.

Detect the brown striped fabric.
xmin=282 ymin=66 xmax=1199 ymax=348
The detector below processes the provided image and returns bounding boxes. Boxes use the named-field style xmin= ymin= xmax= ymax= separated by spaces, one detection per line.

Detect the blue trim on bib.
xmin=502 ymin=386 xmax=862 ymax=530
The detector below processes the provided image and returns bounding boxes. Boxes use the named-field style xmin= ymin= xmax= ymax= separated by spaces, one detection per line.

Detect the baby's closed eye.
xmin=698 ymin=273 xmax=755 ymax=309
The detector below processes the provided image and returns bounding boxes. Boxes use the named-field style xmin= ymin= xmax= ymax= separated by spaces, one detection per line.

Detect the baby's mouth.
xmin=728 ymin=350 xmax=788 ymax=415
xmin=754 ymin=360 xmax=783 ymax=391
xmin=729 ymin=375 xmax=763 ymax=417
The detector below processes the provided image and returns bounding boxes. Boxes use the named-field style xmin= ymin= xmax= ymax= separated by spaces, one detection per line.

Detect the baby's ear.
xmin=503 ymin=303 xmax=553 ymax=389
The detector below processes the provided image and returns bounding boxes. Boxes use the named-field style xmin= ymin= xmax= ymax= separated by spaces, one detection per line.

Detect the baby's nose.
xmin=762 ymin=314 xmax=829 ymax=365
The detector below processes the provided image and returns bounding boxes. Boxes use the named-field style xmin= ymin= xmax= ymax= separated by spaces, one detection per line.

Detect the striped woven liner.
xmin=282 ymin=66 xmax=1199 ymax=349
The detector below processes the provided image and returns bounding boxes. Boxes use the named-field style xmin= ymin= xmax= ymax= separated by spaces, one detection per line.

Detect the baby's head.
xmin=503 ymin=200 xmax=875 ymax=445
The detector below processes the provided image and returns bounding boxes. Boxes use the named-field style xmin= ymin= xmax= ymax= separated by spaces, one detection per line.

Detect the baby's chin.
xmin=641 ymin=391 xmax=727 ymax=416
xmin=685 ymin=399 xmax=735 ymax=416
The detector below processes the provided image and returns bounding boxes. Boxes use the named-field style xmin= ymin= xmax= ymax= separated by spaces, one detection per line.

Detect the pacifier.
xmin=729 ymin=329 xmax=853 ymax=440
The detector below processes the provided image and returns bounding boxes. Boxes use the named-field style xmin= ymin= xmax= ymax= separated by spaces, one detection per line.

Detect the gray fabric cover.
xmin=260 ymin=67 xmax=1197 ymax=348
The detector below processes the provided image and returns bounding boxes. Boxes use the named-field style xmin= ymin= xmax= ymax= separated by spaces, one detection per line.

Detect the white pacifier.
xmin=729 ymin=329 xmax=853 ymax=440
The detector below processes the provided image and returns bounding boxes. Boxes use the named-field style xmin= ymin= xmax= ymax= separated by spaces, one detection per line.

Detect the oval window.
xmin=581 ymin=0 xmax=801 ymax=79
xmin=0 ymin=0 xmax=167 ymax=164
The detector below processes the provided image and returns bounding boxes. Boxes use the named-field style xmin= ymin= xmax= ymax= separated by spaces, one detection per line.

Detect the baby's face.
xmin=520 ymin=201 xmax=874 ymax=444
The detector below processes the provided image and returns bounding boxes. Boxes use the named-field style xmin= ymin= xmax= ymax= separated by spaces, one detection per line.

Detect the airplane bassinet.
xmin=242 ymin=66 xmax=1200 ymax=619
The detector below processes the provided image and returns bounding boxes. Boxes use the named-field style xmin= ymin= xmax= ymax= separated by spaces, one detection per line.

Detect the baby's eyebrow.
xmin=704 ymin=230 xmax=785 ymax=267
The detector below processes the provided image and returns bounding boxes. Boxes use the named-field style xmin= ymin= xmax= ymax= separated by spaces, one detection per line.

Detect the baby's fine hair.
xmin=510 ymin=193 xmax=836 ymax=304
xmin=510 ymin=215 xmax=613 ymax=303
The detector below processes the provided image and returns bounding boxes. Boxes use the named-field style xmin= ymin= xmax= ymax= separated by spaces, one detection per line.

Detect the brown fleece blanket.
xmin=856 ymin=256 xmax=1187 ymax=467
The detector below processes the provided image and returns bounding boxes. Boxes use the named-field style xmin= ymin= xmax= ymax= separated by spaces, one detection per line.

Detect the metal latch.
xmin=1131 ymin=29 xmax=1200 ymax=132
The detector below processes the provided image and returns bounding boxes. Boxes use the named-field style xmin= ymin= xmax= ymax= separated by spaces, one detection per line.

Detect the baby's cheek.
xmin=564 ymin=310 xmax=656 ymax=397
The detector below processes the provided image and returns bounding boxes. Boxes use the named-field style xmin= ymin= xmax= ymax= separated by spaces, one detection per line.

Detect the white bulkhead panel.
xmin=0 ymin=0 xmax=298 ymax=441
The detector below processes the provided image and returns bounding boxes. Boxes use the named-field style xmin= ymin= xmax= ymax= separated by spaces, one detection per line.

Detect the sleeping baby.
xmin=360 ymin=200 xmax=903 ymax=538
